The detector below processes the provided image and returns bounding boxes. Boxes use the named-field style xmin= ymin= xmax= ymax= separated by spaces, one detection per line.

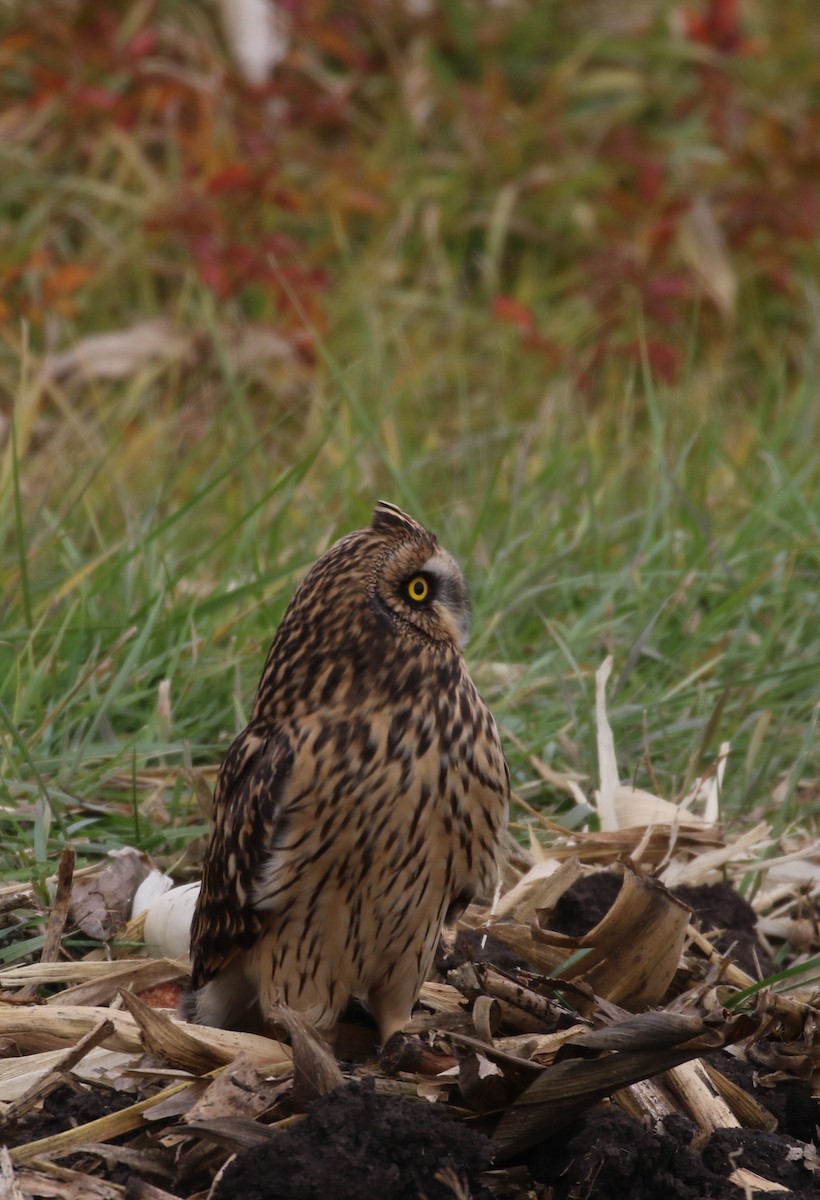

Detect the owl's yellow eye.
xmin=406 ymin=575 xmax=430 ymax=603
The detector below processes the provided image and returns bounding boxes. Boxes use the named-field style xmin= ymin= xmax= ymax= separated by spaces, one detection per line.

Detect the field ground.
xmin=1 ymin=0 xmax=817 ymax=896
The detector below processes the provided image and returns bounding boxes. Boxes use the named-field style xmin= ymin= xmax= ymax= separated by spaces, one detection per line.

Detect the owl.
xmin=185 ymin=501 xmax=509 ymax=1044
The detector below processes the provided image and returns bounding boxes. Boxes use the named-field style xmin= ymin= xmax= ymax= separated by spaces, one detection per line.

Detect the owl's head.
xmin=254 ymin=502 xmax=471 ymax=718
xmin=366 ymin=501 xmax=470 ymax=647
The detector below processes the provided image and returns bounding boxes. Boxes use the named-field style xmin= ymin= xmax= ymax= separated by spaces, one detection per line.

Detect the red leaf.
xmin=627 ymin=340 xmax=682 ymax=384
xmin=645 ymin=276 xmax=690 ymax=300
xmin=682 ymin=0 xmax=757 ymax=54
xmin=72 ymin=84 xmax=119 ymax=111
xmin=491 ymin=295 xmax=536 ymax=335
xmin=638 ymin=162 xmax=664 ymax=205
xmin=206 ymin=164 xmax=254 ymax=195
xmin=123 ymin=29 xmax=159 ymax=61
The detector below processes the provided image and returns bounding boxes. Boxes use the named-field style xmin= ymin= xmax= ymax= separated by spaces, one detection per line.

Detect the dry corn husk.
xmin=0 ymin=1004 xmax=290 ymax=1069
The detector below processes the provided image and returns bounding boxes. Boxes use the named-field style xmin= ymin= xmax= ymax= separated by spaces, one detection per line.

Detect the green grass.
xmin=0 ymin=0 xmax=818 ymax=901
xmin=2 ymin=351 xmax=817 ymax=886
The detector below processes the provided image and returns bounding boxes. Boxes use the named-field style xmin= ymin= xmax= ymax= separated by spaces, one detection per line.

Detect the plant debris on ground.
xmin=0 ymin=844 xmax=818 ymax=1199
xmin=0 ymin=667 xmax=817 ymax=1199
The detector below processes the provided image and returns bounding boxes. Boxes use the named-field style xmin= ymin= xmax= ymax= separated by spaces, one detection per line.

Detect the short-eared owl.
xmin=186 ymin=502 xmax=509 ymax=1042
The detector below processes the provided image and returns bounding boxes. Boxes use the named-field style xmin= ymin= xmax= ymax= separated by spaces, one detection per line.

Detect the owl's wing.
xmin=188 ymin=722 xmax=294 ymax=990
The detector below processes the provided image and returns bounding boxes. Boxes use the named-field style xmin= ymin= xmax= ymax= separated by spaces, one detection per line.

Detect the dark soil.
xmin=524 ymin=1104 xmax=819 ymax=1199
xmin=548 ymin=869 xmax=624 ymax=936
xmin=4 ymin=1081 xmax=135 ymax=1146
xmin=524 ymin=1106 xmax=743 ymax=1199
xmin=674 ymin=881 xmax=776 ymax=978
xmin=704 ymin=1128 xmax=815 ymax=1193
xmin=706 ymin=1045 xmax=820 ymax=1146
xmin=211 ymin=1076 xmax=819 ymax=1200
xmin=446 ymin=927 xmax=531 ymax=974
xmin=212 ymin=1077 xmax=495 ymax=1200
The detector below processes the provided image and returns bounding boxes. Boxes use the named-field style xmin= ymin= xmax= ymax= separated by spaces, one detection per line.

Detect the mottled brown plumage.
xmin=186 ymin=502 xmax=509 ymax=1042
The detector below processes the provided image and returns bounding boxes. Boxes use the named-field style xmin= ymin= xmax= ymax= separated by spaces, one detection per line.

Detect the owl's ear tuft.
xmin=371 ymin=501 xmax=428 ymax=539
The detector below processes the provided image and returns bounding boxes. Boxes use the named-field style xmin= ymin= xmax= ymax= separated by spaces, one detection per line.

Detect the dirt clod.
xmin=212 ymin=1077 xmax=495 ymax=1200
xmin=523 ymin=1104 xmax=744 ymax=1200
xmin=548 ymin=872 xmax=623 ymax=937
xmin=704 ymin=1128 xmax=816 ymax=1192
xmin=674 ymin=881 xmax=776 ymax=978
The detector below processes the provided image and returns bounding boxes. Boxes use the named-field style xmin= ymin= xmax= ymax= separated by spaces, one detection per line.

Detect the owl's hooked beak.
xmin=445 ymin=604 xmax=471 ymax=647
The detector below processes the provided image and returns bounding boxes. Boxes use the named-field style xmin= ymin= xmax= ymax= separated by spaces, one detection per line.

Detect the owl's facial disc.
xmin=399 ymin=549 xmax=471 ymax=646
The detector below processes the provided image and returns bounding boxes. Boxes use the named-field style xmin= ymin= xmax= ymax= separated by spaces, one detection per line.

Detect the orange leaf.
xmin=46 ymin=264 xmax=96 ymax=295
xmin=338 ymin=187 xmax=387 ymax=216
xmin=0 ymin=32 xmax=35 ymax=56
